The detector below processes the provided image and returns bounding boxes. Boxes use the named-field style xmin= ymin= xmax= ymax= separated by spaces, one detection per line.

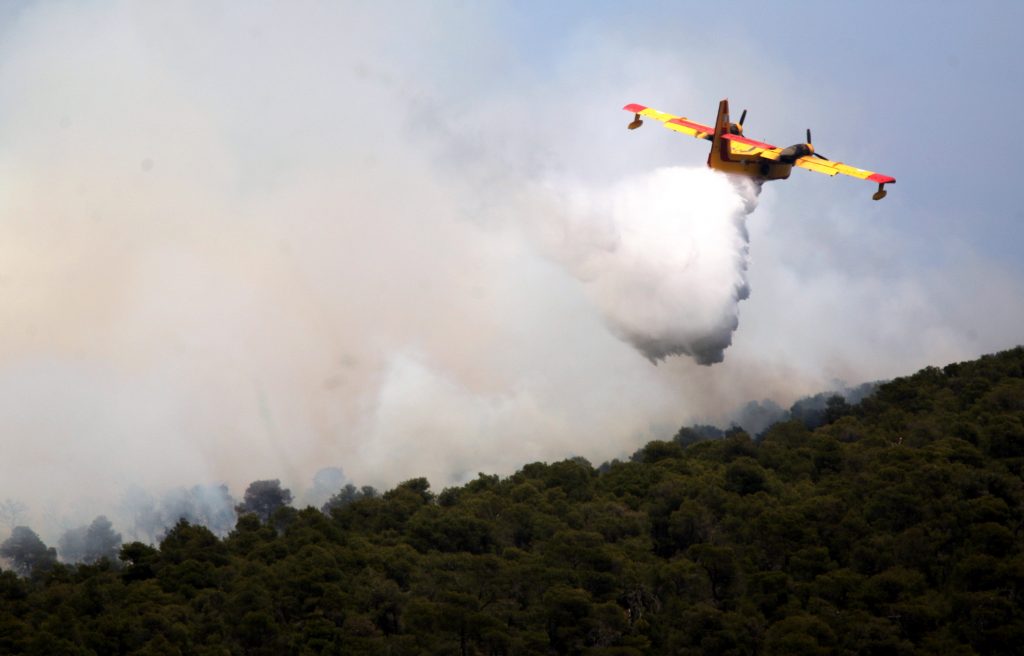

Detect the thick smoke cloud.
xmin=0 ymin=3 xmax=703 ymax=538
xmin=547 ymin=169 xmax=758 ymax=364
xmin=0 ymin=3 xmax=1020 ymax=542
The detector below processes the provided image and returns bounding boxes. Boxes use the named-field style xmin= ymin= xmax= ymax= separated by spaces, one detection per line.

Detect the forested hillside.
xmin=2 ymin=347 xmax=1022 ymax=655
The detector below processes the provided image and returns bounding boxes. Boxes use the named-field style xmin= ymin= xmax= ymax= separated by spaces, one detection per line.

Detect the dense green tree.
xmin=235 ymin=479 xmax=293 ymax=524
xmin=321 ymin=483 xmax=379 ymax=513
xmin=0 ymin=526 xmax=56 ymax=576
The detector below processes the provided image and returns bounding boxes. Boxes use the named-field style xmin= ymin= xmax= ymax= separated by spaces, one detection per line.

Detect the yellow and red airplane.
xmin=624 ymin=99 xmax=895 ymax=200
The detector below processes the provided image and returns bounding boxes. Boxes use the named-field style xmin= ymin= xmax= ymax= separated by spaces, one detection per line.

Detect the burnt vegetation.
xmin=1 ymin=347 xmax=1023 ymax=654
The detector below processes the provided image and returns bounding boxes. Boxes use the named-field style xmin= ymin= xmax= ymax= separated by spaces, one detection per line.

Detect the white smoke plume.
xmin=544 ymin=168 xmax=759 ymax=364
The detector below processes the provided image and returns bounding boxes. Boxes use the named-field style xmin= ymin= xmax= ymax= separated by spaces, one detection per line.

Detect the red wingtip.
xmin=867 ymin=173 xmax=895 ymax=184
xmin=623 ymin=103 xmax=647 ymax=113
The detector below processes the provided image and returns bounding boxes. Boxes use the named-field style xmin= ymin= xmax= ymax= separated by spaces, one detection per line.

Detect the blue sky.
xmin=0 ymin=2 xmax=1020 ymax=530
xmin=493 ymin=1 xmax=1023 ymax=268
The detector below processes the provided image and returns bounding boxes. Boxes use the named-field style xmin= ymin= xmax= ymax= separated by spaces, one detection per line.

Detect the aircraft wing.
xmin=794 ymin=155 xmax=895 ymax=185
xmin=623 ymin=104 xmax=714 ymax=141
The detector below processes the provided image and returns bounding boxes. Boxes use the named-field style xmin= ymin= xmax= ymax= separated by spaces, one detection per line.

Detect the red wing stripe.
xmin=867 ymin=173 xmax=896 ymax=184
xmin=721 ymin=134 xmax=777 ymax=150
xmin=667 ymin=117 xmax=714 ymax=133
xmin=623 ymin=103 xmax=647 ymax=112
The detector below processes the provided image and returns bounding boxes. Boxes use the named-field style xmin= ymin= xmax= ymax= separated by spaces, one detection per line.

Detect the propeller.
xmin=739 ymin=109 xmax=747 ymax=127
xmin=806 ymin=128 xmax=829 ymax=159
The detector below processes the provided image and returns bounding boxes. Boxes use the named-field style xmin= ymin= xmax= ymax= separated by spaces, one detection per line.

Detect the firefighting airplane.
xmin=624 ymin=99 xmax=895 ymax=200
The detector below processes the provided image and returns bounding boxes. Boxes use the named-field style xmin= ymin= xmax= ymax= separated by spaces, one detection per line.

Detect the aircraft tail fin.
xmin=709 ymin=98 xmax=731 ymax=167
xmin=713 ymin=99 xmax=730 ymax=140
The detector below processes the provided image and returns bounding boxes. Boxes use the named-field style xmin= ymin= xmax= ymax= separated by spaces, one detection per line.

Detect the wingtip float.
xmin=623 ymin=99 xmax=895 ymax=201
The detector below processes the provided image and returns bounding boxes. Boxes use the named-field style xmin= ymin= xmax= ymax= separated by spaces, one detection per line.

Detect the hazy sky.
xmin=0 ymin=2 xmax=1021 ymax=532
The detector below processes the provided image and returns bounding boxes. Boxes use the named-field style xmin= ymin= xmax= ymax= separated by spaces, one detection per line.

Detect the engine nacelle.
xmin=778 ymin=143 xmax=812 ymax=163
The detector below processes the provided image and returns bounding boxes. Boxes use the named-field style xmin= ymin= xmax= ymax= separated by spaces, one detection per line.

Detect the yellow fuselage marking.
xmin=708 ymin=149 xmax=793 ymax=181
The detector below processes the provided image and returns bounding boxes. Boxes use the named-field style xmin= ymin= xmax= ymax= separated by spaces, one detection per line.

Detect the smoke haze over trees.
xmin=304 ymin=466 xmax=347 ymax=509
xmin=119 ymin=484 xmax=238 ymax=543
xmin=0 ymin=348 xmax=1021 ymax=653
xmin=57 ymin=516 xmax=121 ymax=564
xmin=0 ymin=379 xmax=884 ymax=551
